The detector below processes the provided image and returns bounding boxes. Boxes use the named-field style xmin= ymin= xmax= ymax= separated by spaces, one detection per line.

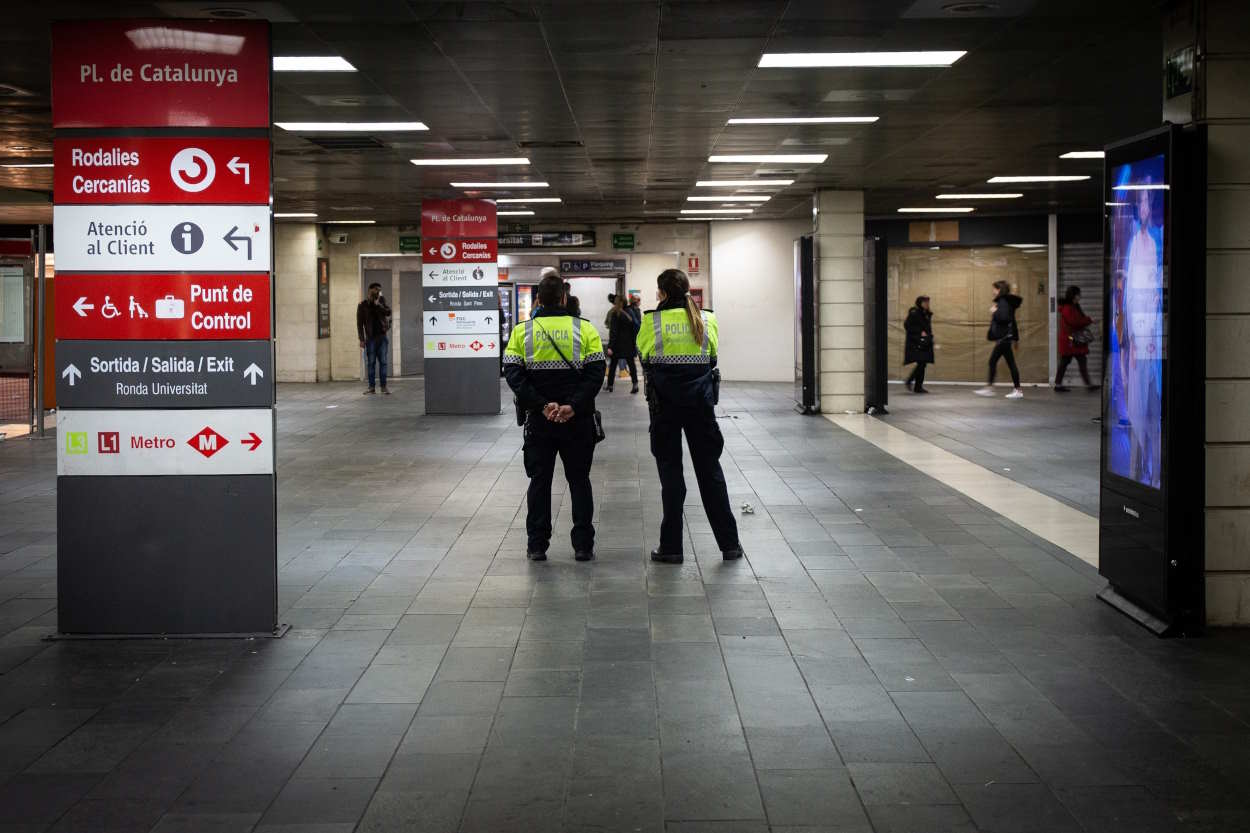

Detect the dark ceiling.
xmin=0 ymin=0 xmax=1162 ymax=225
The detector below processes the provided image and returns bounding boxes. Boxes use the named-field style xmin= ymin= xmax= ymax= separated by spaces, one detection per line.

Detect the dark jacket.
xmin=357 ymin=296 xmax=391 ymax=341
xmin=503 ymin=307 xmax=605 ymax=421
xmin=986 ymin=294 xmax=1022 ymax=343
xmin=1058 ymin=300 xmax=1093 ymax=357
xmin=606 ymin=308 xmax=638 ymax=359
xmin=903 ymin=306 xmax=935 ymax=365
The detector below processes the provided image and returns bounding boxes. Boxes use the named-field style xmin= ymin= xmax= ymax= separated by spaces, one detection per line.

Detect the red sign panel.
xmin=56 ymin=273 xmax=270 ymax=341
xmin=421 ymin=200 xmax=498 ymax=239
xmin=55 ymin=138 xmax=270 ymax=205
xmin=52 ymin=19 xmax=270 ymax=128
xmin=423 ymin=238 xmax=498 ymax=264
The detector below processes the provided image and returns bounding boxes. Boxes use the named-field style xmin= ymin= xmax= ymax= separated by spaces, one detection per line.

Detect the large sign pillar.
xmin=51 ymin=19 xmax=277 ymax=635
xmin=420 ymin=199 xmax=501 ymax=415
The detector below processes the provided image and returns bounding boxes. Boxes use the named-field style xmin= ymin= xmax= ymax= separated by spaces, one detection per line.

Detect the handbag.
xmin=1071 ymin=325 xmax=1095 ymax=346
xmin=530 ymin=322 xmax=606 ymax=444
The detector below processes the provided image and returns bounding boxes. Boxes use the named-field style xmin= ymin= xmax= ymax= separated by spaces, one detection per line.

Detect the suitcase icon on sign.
xmin=154 ymin=295 xmax=185 ymax=320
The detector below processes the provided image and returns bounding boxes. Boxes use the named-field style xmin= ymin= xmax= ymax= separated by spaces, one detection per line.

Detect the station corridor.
xmin=1 ymin=384 xmax=1249 ymax=833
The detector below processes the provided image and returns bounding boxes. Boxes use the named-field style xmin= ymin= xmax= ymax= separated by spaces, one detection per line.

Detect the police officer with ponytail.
xmin=638 ymin=269 xmax=744 ymax=564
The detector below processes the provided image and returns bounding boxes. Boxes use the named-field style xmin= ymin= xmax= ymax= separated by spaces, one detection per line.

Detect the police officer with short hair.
xmin=503 ymin=269 xmax=606 ymax=562
xmin=638 ymin=269 xmax=744 ymax=564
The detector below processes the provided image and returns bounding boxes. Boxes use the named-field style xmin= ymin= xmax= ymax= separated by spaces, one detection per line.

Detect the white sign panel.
xmin=54 ymin=204 xmax=271 ymax=272
xmin=423 ymin=309 xmax=500 ymax=335
xmin=423 ymin=333 xmax=501 ymax=359
xmin=58 ymin=409 xmax=273 ymax=476
xmin=422 ymin=262 xmax=498 ymax=287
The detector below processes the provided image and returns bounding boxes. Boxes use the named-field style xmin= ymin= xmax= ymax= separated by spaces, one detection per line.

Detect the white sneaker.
xmin=1005 ymin=389 xmax=1024 ymax=399
xmin=973 ymin=387 xmax=995 ymax=397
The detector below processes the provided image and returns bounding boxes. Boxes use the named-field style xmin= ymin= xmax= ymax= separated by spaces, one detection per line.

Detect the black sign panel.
xmin=317 ymin=257 xmax=330 ymax=339
xmin=499 ymin=230 xmax=595 ymax=249
xmin=55 ymin=340 xmax=273 ymax=408
xmin=559 ymin=258 xmax=627 ymax=275
xmin=423 ymin=286 xmax=499 ymax=312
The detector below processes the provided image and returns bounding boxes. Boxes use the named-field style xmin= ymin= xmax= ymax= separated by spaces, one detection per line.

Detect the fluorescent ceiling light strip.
xmin=759 ymin=51 xmax=966 ymax=68
xmin=687 ymin=196 xmax=770 ymax=202
xmin=326 ymin=219 xmax=375 ymax=224
xmin=1112 ymin=183 xmax=1169 ymax=191
xmin=274 ymin=212 xmax=317 ymax=218
xmin=1 ymin=162 xmax=52 ymax=168
xmin=411 ymin=157 xmax=529 ymax=166
xmin=1105 ymin=202 xmax=1129 ymax=207
xmin=709 ymin=154 xmax=827 ymax=164
xmin=452 ymin=181 xmax=549 ymax=188
xmin=727 ymin=116 xmax=878 ymax=124
xmin=680 ymin=208 xmax=754 ymax=215
xmin=897 ymin=207 xmax=975 ymax=213
xmin=1004 ymin=243 xmax=1046 ymax=248
xmin=496 ymin=197 xmax=561 ymax=203
xmin=275 ymin=121 xmax=427 ymax=132
xmin=936 ymin=193 xmax=1022 ymax=200
xmin=696 ymin=179 xmax=793 ymax=187
xmin=987 ymin=175 xmax=1090 ymax=183
xmin=679 ymin=217 xmax=744 ymax=221
xmin=273 ymin=56 xmax=356 ymax=72
xmin=1060 ymin=151 xmax=1104 ymax=159
xmin=497 ymin=210 xmax=535 ymax=216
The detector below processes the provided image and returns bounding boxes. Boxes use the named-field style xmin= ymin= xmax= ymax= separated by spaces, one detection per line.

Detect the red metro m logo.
xmin=188 ymin=426 xmax=229 ymax=458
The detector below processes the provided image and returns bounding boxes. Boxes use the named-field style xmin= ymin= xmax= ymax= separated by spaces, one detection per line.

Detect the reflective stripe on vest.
xmin=651 ymin=308 xmax=711 ymax=361
xmin=521 ymin=317 xmax=591 ymax=369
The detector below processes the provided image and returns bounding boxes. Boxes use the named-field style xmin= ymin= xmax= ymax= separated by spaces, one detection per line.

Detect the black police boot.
xmin=526 ymin=549 xmax=548 ymax=562
xmin=574 ymin=550 xmax=595 ymax=562
xmin=650 ymin=548 xmax=684 ymax=564
xmin=722 ymin=546 xmax=745 ymax=561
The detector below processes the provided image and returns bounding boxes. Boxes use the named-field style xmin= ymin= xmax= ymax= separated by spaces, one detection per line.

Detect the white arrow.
xmin=227 ymin=156 xmax=250 ymax=185
xmin=427 ymin=293 xmax=436 ymax=303
xmin=61 ymin=364 xmax=81 ymax=386
xmin=242 ymin=362 xmax=264 ymax=385
xmin=73 ymin=297 xmax=94 ymax=317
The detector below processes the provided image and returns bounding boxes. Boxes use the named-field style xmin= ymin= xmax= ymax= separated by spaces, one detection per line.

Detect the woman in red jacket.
xmin=1056 ymin=285 xmax=1095 ymax=391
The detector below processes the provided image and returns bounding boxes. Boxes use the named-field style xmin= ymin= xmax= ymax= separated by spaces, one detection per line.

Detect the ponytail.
xmin=685 ymin=294 xmax=705 ymax=346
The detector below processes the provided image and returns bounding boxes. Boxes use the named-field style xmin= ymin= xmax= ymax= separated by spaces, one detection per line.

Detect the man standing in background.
xmin=357 ymin=281 xmax=392 ymax=395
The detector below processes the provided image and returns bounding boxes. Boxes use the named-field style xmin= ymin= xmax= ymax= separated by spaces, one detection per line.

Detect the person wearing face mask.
xmin=637 ymin=269 xmax=744 ymax=565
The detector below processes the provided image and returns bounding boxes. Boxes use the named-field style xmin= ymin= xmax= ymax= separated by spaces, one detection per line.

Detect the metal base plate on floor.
xmin=44 ymin=623 xmax=291 ymax=641
xmin=1097 ymin=585 xmax=1172 ymax=636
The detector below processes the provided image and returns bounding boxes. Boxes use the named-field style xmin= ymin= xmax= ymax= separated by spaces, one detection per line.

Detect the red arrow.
xmin=242 ymin=432 xmax=262 ymax=451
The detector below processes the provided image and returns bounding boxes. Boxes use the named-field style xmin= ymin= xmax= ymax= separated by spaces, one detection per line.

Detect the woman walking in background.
xmin=1056 ymin=285 xmax=1096 ymax=392
xmin=903 ymin=295 xmax=934 ymax=394
xmin=974 ymin=280 xmax=1024 ymax=400
xmin=605 ymin=294 xmax=640 ymax=393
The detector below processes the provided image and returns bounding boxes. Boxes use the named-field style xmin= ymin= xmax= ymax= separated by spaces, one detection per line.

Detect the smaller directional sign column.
xmin=50 ymin=18 xmax=276 ymax=636
xmin=420 ymin=200 xmax=501 ymax=415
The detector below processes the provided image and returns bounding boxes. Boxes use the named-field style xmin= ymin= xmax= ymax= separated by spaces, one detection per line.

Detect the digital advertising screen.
xmin=1106 ymin=153 xmax=1166 ymax=490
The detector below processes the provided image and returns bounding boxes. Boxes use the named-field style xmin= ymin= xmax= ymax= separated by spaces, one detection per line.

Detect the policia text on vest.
xmin=638 ymin=272 xmax=744 ymax=565
xmin=503 ymin=283 xmax=606 ymax=563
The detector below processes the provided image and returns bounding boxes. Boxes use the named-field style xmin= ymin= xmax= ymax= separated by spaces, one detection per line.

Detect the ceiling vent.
xmin=305 ymin=136 xmax=387 ymax=151
xmin=518 ymin=140 xmax=584 ymax=149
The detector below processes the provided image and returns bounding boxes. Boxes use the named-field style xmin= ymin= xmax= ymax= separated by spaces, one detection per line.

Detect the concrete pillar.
xmin=273 ymin=223 xmax=324 ymax=382
xmin=814 ymin=190 xmax=865 ymax=413
xmin=1196 ymin=0 xmax=1250 ymax=623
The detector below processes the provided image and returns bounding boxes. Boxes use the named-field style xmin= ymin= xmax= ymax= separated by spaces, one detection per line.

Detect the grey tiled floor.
xmin=0 ymin=380 xmax=1249 ymax=832
xmin=882 ymin=382 xmax=1101 ymax=516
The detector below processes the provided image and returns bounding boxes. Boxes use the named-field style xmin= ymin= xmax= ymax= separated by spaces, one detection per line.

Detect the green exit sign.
xmin=398 ymin=236 xmax=421 ymax=253
xmin=612 ymin=232 xmax=636 ymax=250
